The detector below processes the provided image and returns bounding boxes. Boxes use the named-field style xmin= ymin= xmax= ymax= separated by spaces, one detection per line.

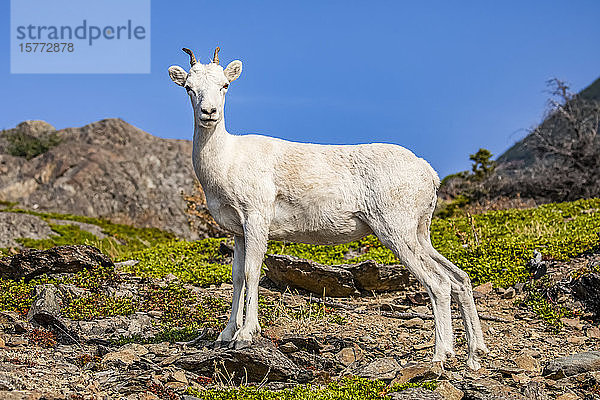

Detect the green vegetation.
xmin=141 ymin=282 xmax=228 ymax=331
xmin=1 ymin=207 xmax=176 ymax=258
xmin=185 ymin=377 xmax=436 ymax=400
xmin=62 ymin=293 xmax=136 ymax=320
xmin=269 ymin=198 xmax=600 ymax=287
xmin=3 ymin=129 xmax=62 ymax=159
xmin=121 ymin=239 xmax=230 ymax=286
xmin=435 ymin=194 xmax=471 ymax=219
xmin=17 ymin=223 xmax=99 ymax=249
xmin=518 ymin=276 xmax=580 ymax=329
xmin=0 ymin=200 xmax=18 ymax=208
xmin=0 ymin=278 xmax=35 ymax=316
xmin=2 ymin=198 xmax=599 ymax=331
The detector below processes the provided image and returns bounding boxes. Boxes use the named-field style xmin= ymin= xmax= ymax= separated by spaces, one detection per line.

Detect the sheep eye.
xmin=222 ymin=84 xmax=229 ymax=90
xmin=185 ymin=86 xmax=192 ymax=92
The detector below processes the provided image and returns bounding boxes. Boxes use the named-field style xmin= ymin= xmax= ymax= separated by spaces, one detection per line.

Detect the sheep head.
xmin=168 ymin=47 xmax=242 ymax=128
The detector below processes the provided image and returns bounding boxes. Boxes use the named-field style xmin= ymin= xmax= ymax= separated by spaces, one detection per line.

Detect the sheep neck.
xmin=192 ymin=118 xmax=230 ymax=187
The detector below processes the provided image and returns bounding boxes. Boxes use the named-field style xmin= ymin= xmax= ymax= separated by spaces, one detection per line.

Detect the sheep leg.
xmin=371 ymin=220 xmax=455 ymax=363
xmin=426 ymin=246 xmax=489 ymax=369
xmin=230 ymin=213 xmax=268 ymax=349
xmin=215 ymin=236 xmax=246 ymax=347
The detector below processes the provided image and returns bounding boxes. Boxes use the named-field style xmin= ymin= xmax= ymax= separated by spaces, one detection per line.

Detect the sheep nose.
xmin=201 ymin=107 xmax=217 ymax=115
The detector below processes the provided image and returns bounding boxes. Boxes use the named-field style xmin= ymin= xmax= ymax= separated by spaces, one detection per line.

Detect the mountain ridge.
xmin=0 ymin=118 xmax=221 ymax=240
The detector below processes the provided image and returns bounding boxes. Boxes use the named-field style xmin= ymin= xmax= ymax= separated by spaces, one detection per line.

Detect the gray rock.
xmin=279 ymin=334 xmax=323 ymax=353
xmin=287 ymin=350 xmax=341 ymax=372
xmin=0 ymin=244 xmax=114 ymax=281
xmin=355 ymin=357 xmax=401 ymax=381
xmin=345 ymin=260 xmax=411 ymax=291
xmin=543 ymin=351 xmax=600 ymax=379
xmin=279 ymin=342 xmax=299 ymax=353
xmin=389 ymin=388 xmax=443 ymax=400
xmin=264 ymin=254 xmax=413 ymax=297
xmin=571 ymin=273 xmax=600 ymax=319
xmin=0 ymin=212 xmax=54 ymax=248
xmin=0 ymin=311 xmax=29 ymax=333
xmin=456 ymin=378 xmax=529 ymax=399
xmin=176 ymin=337 xmax=310 ymax=382
xmin=502 ymin=287 xmax=516 ymax=299
xmin=26 ymin=284 xmax=79 ymax=344
xmin=264 ymin=254 xmax=358 ymax=297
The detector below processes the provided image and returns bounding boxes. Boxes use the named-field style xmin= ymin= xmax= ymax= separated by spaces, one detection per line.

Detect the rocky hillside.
xmin=1 ymin=197 xmax=600 ymax=398
xmin=440 ymin=77 xmax=600 ymax=204
xmin=496 ymin=77 xmax=600 ymax=170
xmin=0 ymin=119 xmax=222 ymax=240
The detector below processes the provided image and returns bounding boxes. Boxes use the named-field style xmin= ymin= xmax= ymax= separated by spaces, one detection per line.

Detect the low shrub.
xmin=185 ymin=377 xmax=436 ymax=400
xmin=121 ymin=239 xmax=230 ymax=286
xmin=3 ymin=129 xmax=61 ymax=160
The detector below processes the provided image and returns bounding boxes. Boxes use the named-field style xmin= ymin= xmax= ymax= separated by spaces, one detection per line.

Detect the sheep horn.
xmin=182 ymin=48 xmax=197 ymax=67
xmin=212 ymin=47 xmax=220 ymax=64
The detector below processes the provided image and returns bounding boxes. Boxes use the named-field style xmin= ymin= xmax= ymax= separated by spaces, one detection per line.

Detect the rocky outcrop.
xmin=176 ymin=337 xmax=311 ymax=383
xmin=0 ymin=213 xmax=54 ymax=248
xmin=263 ymin=255 xmax=358 ymax=297
xmin=0 ymin=119 xmax=224 ymax=240
xmin=263 ymin=254 xmax=413 ymax=297
xmin=0 ymin=245 xmax=113 ymax=281
xmin=543 ymin=352 xmax=600 ymax=379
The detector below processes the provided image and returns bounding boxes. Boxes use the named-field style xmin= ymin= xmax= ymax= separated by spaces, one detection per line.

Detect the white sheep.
xmin=168 ymin=47 xmax=489 ymax=369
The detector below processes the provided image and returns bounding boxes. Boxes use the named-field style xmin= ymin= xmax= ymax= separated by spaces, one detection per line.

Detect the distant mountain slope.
xmin=497 ymin=77 xmax=600 ymax=169
xmin=439 ymin=76 xmax=600 ymax=203
xmin=0 ymin=119 xmax=222 ymax=239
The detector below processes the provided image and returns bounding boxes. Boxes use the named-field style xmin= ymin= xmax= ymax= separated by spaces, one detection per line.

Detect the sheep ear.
xmin=168 ymin=65 xmax=187 ymax=86
xmin=224 ymin=60 xmax=242 ymax=83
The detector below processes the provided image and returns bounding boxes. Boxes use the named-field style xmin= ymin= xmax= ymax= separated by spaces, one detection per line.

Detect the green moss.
xmin=0 ymin=200 xmax=18 ymax=208
xmin=2 ymin=208 xmax=176 ymax=258
xmin=16 ymin=223 xmax=99 ymax=249
xmin=0 ymin=278 xmax=35 ymax=316
xmin=141 ymin=283 xmax=228 ymax=332
xmin=111 ymin=283 xmax=229 ymax=344
xmin=62 ymin=293 xmax=136 ymax=320
xmin=0 ymin=261 xmax=119 ymax=317
xmin=121 ymin=239 xmax=230 ymax=286
xmin=185 ymin=377 xmax=436 ymax=400
xmin=520 ymin=290 xmax=566 ymax=329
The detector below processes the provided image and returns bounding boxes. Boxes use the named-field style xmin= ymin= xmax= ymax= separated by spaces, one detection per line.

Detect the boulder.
xmin=392 ymin=362 xmax=442 ymax=386
xmin=279 ymin=334 xmax=323 ymax=353
xmin=345 ymin=260 xmax=411 ymax=291
xmin=390 ymin=388 xmax=443 ymax=400
xmin=354 ymin=357 xmax=402 ymax=381
xmin=26 ymin=284 xmax=79 ymax=344
xmin=263 ymin=255 xmax=358 ymax=297
xmin=0 ymin=245 xmax=113 ymax=281
xmin=543 ymin=351 xmax=600 ymax=379
xmin=434 ymin=381 xmax=464 ymax=400
xmin=0 ymin=213 xmax=54 ymax=248
xmin=571 ymin=273 xmax=600 ymax=318
xmin=263 ymin=254 xmax=412 ymax=297
xmin=176 ymin=337 xmax=310 ymax=382
xmin=0 ymin=311 xmax=29 ymax=334
xmin=287 ymin=350 xmax=341 ymax=372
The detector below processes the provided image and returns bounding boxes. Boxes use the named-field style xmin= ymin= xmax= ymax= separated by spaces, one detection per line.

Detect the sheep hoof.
xmin=212 ymin=340 xmax=230 ymax=349
xmin=229 ymin=339 xmax=252 ymax=350
xmin=467 ymin=357 xmax=481 ymax=371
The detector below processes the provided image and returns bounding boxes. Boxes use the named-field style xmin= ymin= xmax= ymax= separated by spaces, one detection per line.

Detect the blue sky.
xmin=1 ymin=1 xmax=599 ymax=177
